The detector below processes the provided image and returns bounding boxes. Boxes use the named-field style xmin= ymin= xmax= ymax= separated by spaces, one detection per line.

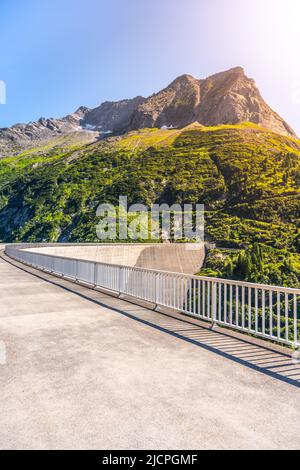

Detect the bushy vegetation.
xmin=200 ymin=243 xmax=300 ymax=288
xmin=1 ymin=122 xmax=300 ymax=287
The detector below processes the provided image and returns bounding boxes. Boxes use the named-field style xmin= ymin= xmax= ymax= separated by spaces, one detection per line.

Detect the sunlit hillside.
xmin=1 ymin=122 xmax=300 ymax=286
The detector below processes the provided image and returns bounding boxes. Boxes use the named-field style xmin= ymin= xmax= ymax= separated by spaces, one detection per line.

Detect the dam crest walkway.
xmin=0 ymin=250 xmax=299 ymax=449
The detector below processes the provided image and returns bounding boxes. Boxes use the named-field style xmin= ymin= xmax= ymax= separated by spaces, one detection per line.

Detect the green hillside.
xmin=1 ymin=122 xmax=300 ymax=286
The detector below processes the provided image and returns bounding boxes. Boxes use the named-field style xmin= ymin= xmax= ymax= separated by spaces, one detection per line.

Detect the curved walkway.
xmin=0 ymin=252 xmax=299 ymax=449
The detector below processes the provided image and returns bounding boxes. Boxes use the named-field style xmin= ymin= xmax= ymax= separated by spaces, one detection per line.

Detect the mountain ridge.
xmin=0 ymin=67 xmax=297 ymax=157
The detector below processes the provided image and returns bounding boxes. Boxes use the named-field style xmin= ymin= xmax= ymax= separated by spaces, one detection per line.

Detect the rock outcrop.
xmin=0 ymin=67 xmax=296 ymax=156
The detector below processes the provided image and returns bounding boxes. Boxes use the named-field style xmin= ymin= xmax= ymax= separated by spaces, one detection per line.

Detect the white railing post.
xmin=155 ymin=273 xmax=160 ymax=308
xmin=94 ymin=262 xmax=98 ymax=287
xmin=211 ymin=281 xmax=217 ymax=328
xmin=75 ymin=259 xmax=79 ymax=282
xmin=118 ymin=266 xmax=124 ymax=295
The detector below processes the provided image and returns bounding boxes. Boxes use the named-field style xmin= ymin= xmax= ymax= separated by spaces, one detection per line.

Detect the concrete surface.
xmin=0 ymin=252 xmax=300 ymax=450
xmin=25 ymin=243 xmax=205 ymax=274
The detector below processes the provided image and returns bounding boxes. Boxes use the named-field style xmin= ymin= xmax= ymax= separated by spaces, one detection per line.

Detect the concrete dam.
xmin=24 ymin=242 xmax=206 ymax=274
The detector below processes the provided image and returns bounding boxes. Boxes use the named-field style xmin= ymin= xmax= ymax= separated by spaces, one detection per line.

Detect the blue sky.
xmin=0 ymin=0 xmax=299 ymax=134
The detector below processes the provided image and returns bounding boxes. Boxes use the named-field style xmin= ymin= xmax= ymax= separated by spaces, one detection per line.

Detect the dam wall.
xmin=25 ymin=243 xmax=205 ymax=274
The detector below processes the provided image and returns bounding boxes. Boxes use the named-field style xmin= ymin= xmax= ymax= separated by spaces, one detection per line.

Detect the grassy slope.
xmin=1 ymin=122 xmax=300 ymax=286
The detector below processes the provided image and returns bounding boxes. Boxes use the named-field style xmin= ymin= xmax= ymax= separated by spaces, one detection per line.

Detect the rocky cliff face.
xmin=0 ymin=67 xmax=296 ymax=156
xmin=129 ymin=74 xmax=201 ymax=130
xmin=0 ymin=106 xmax=98 ymax=155
xmin=195 ymin=67 xmax=296 ymax=137
xmin=1 ymin=106 xmax=89 ymax=142
xmin=129 ymin=67 xmax=296 ymax=137
xmin=81 ymin=96 xmax=145 ymax=133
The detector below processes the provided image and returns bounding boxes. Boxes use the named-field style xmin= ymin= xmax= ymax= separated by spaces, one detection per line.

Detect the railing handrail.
xmin=10 ymin=243 xmax=300 ymax=295
xmin=5 ymin=243 xmax=300 ymax=348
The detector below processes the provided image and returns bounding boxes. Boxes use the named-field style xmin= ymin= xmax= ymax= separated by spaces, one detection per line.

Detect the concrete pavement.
xmin=0 ymin=253 xmax=299 ymax=449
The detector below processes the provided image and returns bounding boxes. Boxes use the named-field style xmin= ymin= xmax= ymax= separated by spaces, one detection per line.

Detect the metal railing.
xmin=5 ymin=244 xmax=300 ymax=348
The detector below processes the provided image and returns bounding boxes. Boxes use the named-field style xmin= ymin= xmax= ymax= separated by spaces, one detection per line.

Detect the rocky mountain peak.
xmin=126 ymin=67 xmax=297 ymax=137
xmin=0 ymin=67 xmax=297 ymax=156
